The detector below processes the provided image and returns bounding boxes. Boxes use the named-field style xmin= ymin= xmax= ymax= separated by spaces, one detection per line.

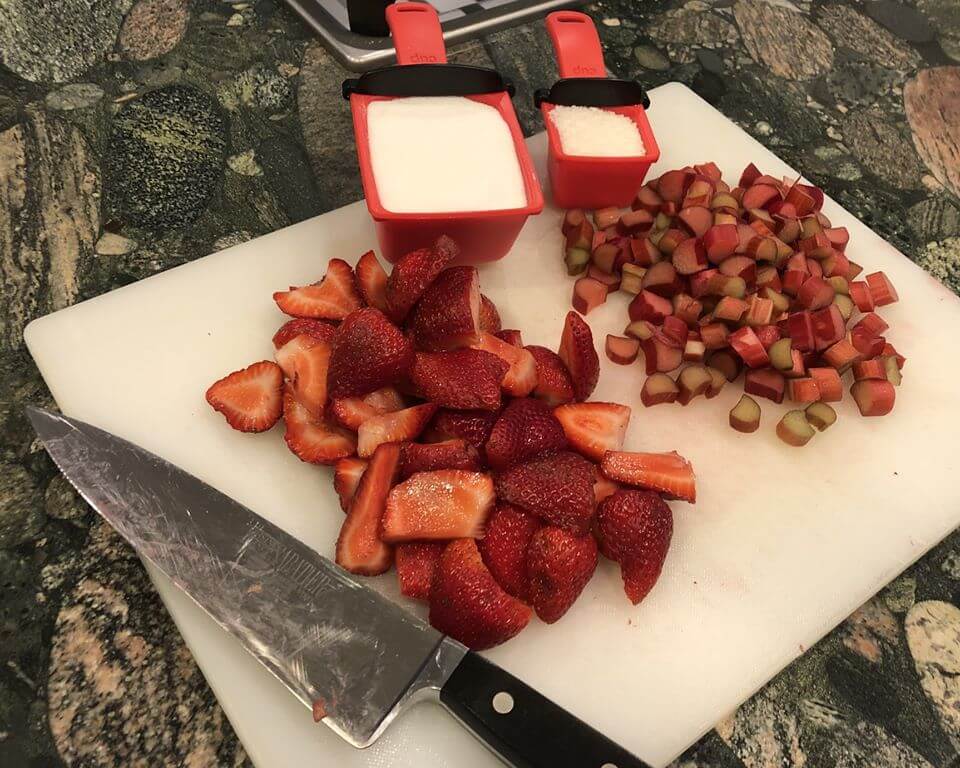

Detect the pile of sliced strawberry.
xmin=205 ymin=236 xmax=696 ymax=650
xmin=560 ymin=162 xmax=904 ymax=447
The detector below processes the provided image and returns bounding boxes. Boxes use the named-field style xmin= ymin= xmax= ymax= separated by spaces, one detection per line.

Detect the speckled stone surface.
xmin=1 ymin=0 xmax=959 ymax=766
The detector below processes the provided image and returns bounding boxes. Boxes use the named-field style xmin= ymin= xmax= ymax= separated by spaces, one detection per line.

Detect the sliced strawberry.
xmin=408 ymin=266 xmax=481 ymax=351
xmin=399 ymin=439 xmax=481 ymax=480
xmin=357 ymin=403 xmax=437 ymax=458
xmin=355 ymin=250 xmax=389 ymax=312
xmin=275 ymin=335 xmax=331 ymax=419
xmin=553 ymin=402 xmax=631 ymax=463
xmin=601 ymin=451 xmax=697 ymax=503
xmin=471 ymin=332 xmax=537 ymax=397
xmin=272 ymin=318 xmax=336 ymax=349
xmin=596 ymin=490 xmax=673 ymax=604
xmin=495 ymin=451 xmax=596 ymax=535
xmin=423 ymin=409 xmax=500 ymax=454
xmin=593 ymin=468 xmax=619 ymax=505
xmin=429 ymin=538 xmax=532 ymax=650
xmin=327 ymin=308 xmax=413 ymax=399
xmin=382 ymin=470 xmax=494 ymax=542
xmin=205 ymin=361 xmax=283 ymax=433
xmin=527 ymin=527 xmax=598 ymax=623
xmin=335 ymin=442 xmax=399 ymax=575
xmin=385 ymin=236 xmax=458 ymax=324
xmin=477 ymin=503 xmax=542 ymax=601
xmin=333 ymin=457 xmax=367 ymax=512
xmin=282 ymin=387 xmax=356 ymax=464
xmin=273 ymin=258 xmax=361 ymax=320
xmin=479 ymin=294 xmax=501 ymax=333
xmin=395 ymin=541 xmax=445 ymax=600
xmin=484 ymin=397 xmax=568 ymax=471
xmin=526 ymin=345 xmax=575 ymax=406
xmin=496 ymin=329 xmax=523 ymax=347
xmin=558 ymin=311 xmax=600 ymax=401
xmin=409 ymin=349 xmax=508 ymax=411
xmin=330 ymin=387 xmax=405 ymax=430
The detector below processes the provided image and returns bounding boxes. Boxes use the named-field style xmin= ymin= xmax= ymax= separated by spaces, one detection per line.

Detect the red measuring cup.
xmin=345 ymin=3 xmax=543 ymax=264
xmin=539 ymin=11 xmax=660 ymax=210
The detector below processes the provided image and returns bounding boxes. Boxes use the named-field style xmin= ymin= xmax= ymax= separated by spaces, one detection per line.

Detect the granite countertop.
xmin=1 ymin=0 xmax=959 ymax=765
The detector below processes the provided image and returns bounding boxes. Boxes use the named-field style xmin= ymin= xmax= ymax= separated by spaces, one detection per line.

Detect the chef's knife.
xmin=28 ymin=406 xmax=648 ymax=768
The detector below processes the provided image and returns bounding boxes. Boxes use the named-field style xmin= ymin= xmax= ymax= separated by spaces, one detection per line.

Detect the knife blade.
xmin=28 ymin=406 xmax=649 ymax=768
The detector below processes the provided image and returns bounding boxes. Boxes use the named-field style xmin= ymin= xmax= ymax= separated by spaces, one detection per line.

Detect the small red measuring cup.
xmin=538 ymin=11 xmax=660 ymax=210
xmin=344 ymin=3 xmax=543 ymax=264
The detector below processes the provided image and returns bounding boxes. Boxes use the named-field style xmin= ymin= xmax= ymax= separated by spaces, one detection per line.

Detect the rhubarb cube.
xmin=729 ymin=326 xmax=770 ymax=368
xmin=851 ymin=379 xmax=896 ymax=416
xmin=865 ymin=271 xmax=898 ymax=306
xmin=788 ymin=378 xmax=820 ymax=403
xmin=823 ymin=338 xmax=863 ymax=372
xmin=809 ymin=367 xmax=842 ymax=402
xmin=744 ymin=367 xmax=785 ymax=403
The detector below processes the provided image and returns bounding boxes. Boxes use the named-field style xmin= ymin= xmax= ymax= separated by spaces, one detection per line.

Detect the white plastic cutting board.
xmin=24 ymin=83 xmax=960 ymax=768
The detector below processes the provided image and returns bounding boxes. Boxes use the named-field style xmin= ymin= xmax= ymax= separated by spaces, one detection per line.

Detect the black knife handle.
xmin=439 ymin=651 xmax=651 ymax=768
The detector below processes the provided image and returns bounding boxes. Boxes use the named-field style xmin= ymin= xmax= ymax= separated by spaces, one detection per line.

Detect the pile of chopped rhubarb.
xmin=560 ymin=162 xmax=904 ymax=446
xmin=205 ymin=237 xmax=696 ymax=649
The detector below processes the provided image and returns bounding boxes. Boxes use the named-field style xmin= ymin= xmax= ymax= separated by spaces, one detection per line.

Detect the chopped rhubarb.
xmin=797 ymin=276 xmax=835 ymax=310
xmin=700 ymin=322 xmax=730 ymax=350
xmin=881 ymin=343 xmax=906 ymax=369
xmin=848 ymin=281 xmax=875 ymax=312
xmin=629 ymin=290 xmax=673 ymax=324
xmin=807 ymin=259 xmax=823 ymax=279
xmin=822 ymin=338 xmax=863 ymax=372
xmin=562 ymin=208 xmax=586 ymax=237
xmin=754 ymin=324 xmax=781 ymax=350
xmin=683 ymin=339 xmax=706 ymax=363
xmin=741 ymin=184 xmax=780 ymax=211
xmin=677 ymin=364 xmax=713 ymax=405
xmin=594 ymin=207 xmax=620 ymax=230
xmin=618 ymin=209 xmax=655 ymax=236
xmin=760 ymin=286 xmax=790 ymax=313
xmin=853 ymin=312 xmax=889 ymax=338
xmin=565 ymin=247 xmax=590 ymax=275
xmin=657 ymin=169 xmax=693 ymax=203
xmin=640 ymin=373 xmax=680 ymax=406
xmin=782 ymin=269 xmax=807 ymax=297
xmin=746 ymin=236 xmax=779 ymax=262
xmin=882 ymin=355 xmax=902 ymax=386
xmin=714 ymin=296 xmax=748 ymax=322
xmin=689 ymin=269 xmax=719 ymax=298
xmin=744 ymin=367 xmax=785 ymax=403
xmin=850 ymin=327 xmax=886 ymax=358
xmin=605 ymin=335 xmax=641 ymax=365
xmin=703 ymin=224 xmax=739 ymax=263
xmin=782 ymin=348 xmax=806 ymax=379
xmin=706 ymin=350 xmax=742 ymax=382
xmin=777 ymin=410 xmax=815 ymax=447
xmin=823 ymin=251 xmax=849 ymax=279
xmin=591 ymin=241 xmax=619 ymax=274
xmin=850 ymin=379 xmax=896 ymax=416
xmin=785 ymin=184 xmax=816 ymax=216
xmin=673 ymin=293 xmax=704 ymax=325
xmin=624 ymin=320 xmax=655 ymax=340
xmin=833 ymin=293 xmax=854 ymax=322
xmin=632 ymin=184 xmax=664 ymax=214
xmin=811 ymin=304 xmax=845 ymax=350
xmin=678 ymin=206 xmax=713 ymax=238
xmin=788 ymin=378 xmax=820 ymax=403
xmin=631 ymin=237 xmax=661 ymax=266
xmin=662 ymin=315 xmax=690 ymax=348
xmin=657 ymin=228 xmax=688 ymax=255
xmin=744 ymin=295 xmax=774 ymax=326
xmin=620 ymin=263 xmax=646 ymax=294
xmin=756 ymin=265 xmax=782 ymax=292
xmin=798 ymin=232 xmax=832 ymax=259
xmin=809 ymin=367 xmax=842 ymax=402
xmin=769 ymin=338 xmax=794 ymax=371
xmin=705 ymin=366 xmax=727 ymax=399
xmin=565 ymin=217 xmax=593 ymax=251
xmin=641 ymin=331 xmax=684 ymax=374
xmin=729 ymin=395 xmax=761 ymax=433
xmin=739 ymin=162 xmax=762 ymax=187
xmin=852 ymin=358 xmax=887 ymax=381
xmin=672 ymin=237 xmax=709 ymax=275
xmin=572 ymin=277 xmax=608 ymax=315
xmin=865 ymin=271 xmax=898 ymax=306
xmin=601 ymin=450 xmax=697 ymax=503
xmin=642 ymin=261 xmax=683 ymax=297
xmin=729 ymin=326 xmax=770 ymax=368
xmin=785 ymin=311 xmax=815 ymax=351
xmin=804 ymin=402 xmax=836 ymax=431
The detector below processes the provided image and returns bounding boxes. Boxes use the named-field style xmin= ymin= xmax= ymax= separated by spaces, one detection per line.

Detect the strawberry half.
xmin=477 ymin=503 xmax=542 ymax=601
xmin=423 ymin=409 xmax=500 ymax=454
xmin=595 ymin=490 xmax=673 ymax=604
xmin=275 ymin=334 xmax=331 ymax=419
xmin=409 ymin=349 xmax=508 ymax=411
xmin=355 ymin=250 xmax=389 ymax=313
xmin=496 ymin=329 xmax=523 ymax=347
xmin=554 ymin=402 xmax=631 ymax=462
xmin=282 ymin=386 xmax=356 ymax=464
xmin=272 ymin=318 xmax=336 ymax=349
xmin=601 ymin=451 xmax=697 ymax=503
xmin=593 ymin=468 xmax=619 ymax=505
xmin=333 ymin=457 xmax=367 ymax=512
xmin=382 ymin=470 xmax=494 ymax=542
xmin=385 ymin=236 xmax=458 ymax=324
xmin=408 ymin=266 xmax=481 ymax=351
xmin=526 ymin=345 xmax=575 ymax=406
xmin=484 ymin=397 xmax=568 ymax=471
xmin=558 ymin=311 xmax=600 ymax=401
xmin=399 ymin=440 xmax=481 ymax=480
xmin=527 ymin=527 xmax=598 ymax=623
xmin=335 ymin=442 xmax=399 ymax=575
xmin=330 ymin=387 xmax=405 ymax=431
xmin=495 ymin=451 xmax=596 ymax=535
xmin=429 ymin=538 xmax=532 ymax=650
xmin=395 ymin=541 xmax=445 ymax=600
xmin=205 ymin=361 xmax=283 ymax=433
xmin=357 ymin=403 xmax=437 ymax=458
xmin=471 ymin=332 xmax=538 ymax=397
xmin=273 ymin=258 xmax=361 ymax=320
xmin=327 ymin=308 xmax=414 ymax=399
xmin=479 ymin=294 xmax=501 ymax=333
